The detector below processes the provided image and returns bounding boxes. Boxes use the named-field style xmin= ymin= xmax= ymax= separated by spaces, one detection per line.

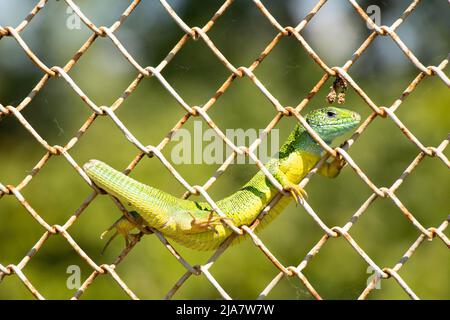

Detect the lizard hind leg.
xmin=187 ymin=210 xmax=232 ymax=234
xmin=100 ymin=211 xmax=147 ymax=254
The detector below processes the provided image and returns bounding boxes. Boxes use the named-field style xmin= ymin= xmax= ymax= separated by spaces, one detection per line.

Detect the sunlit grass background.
xmin=0 ymin=0 xmax=449 ymax=299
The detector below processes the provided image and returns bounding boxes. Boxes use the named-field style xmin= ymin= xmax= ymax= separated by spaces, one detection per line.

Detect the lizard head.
xmin=304 ymin=107 xmax=360 ymax=142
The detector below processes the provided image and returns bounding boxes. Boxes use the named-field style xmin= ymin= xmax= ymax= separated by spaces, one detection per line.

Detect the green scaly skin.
xmin=84 ymin=107 xmax=360 ymax=251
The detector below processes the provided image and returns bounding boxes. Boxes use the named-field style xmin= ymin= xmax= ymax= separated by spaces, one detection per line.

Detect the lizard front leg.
xmin=266 ymin=161 xmax=307 ymax=205
xmin=318 ymin=154 xmax=347 ymax=178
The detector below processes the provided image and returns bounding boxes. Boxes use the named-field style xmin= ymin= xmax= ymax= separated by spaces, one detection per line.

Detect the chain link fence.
xmin=0 ymin=0 xmax=449 ymax=300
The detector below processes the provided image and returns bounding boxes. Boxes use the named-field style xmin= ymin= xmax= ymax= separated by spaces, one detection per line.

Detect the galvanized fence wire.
xmin=0 ymin=0 xmax=449 ymax=300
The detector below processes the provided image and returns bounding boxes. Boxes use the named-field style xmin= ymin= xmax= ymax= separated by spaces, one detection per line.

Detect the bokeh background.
xmin=0 ymin=0 xmax=449 ymax=299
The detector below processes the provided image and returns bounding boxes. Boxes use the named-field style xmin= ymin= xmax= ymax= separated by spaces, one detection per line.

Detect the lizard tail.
xmin=84 ymin=160 xmax=174 ymax=227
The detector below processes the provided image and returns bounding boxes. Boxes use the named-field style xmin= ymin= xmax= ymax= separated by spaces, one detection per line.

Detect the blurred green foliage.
xmin=0 ymin=0 xmax=448 ymax=299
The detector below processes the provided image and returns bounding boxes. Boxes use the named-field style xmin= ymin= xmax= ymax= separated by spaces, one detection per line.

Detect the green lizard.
xmin=84 ymin=107 xmax=360 ymax=251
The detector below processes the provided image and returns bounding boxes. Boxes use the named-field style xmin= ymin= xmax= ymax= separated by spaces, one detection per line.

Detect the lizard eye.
xmin=326 ymin=111 xmax=336 ymax=118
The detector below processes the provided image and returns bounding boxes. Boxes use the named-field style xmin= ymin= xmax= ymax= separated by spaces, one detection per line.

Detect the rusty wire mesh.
xmin=0 ymin=0 xmax=449 ymax=300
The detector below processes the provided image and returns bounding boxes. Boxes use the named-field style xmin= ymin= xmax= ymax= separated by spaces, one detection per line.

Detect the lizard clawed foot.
xmin=100 ymin=211 xmax=145 ymax=255
xmin=332 ymin=153 xmax=347 ymax=169
xmin=188 ymin=211 xmax=232 ymax=234
xmin=284 ymin=183 xmax=307 ymax=205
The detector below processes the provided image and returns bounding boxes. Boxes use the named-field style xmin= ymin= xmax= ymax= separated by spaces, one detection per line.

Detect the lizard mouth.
xmin=321 ymin=118 xmax=360 ymax=129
